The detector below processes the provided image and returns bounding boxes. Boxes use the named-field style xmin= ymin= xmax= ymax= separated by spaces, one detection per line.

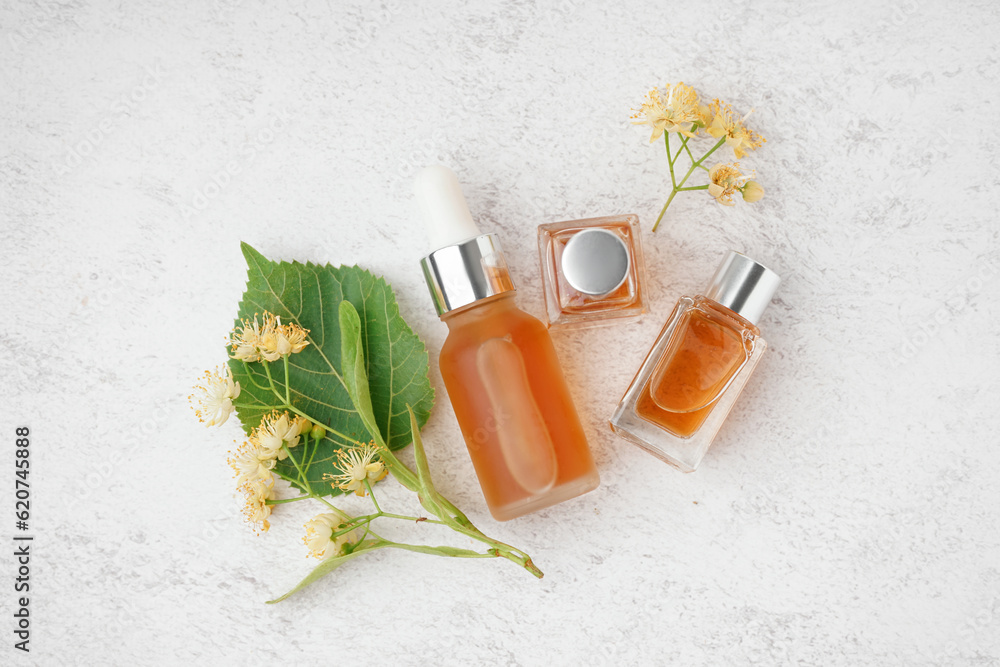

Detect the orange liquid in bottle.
xmin=637 ymin=298 xmax=757 ymax=438
xmin=439 ymin=293 xmax=599 ymax=521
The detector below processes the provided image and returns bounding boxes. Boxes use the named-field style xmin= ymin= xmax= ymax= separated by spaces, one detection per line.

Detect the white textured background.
xmin=2 ymin=0 xmax=999 ymax=665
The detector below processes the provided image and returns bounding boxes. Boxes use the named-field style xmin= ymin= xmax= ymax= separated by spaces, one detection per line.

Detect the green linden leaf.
xmin=228 ymin=242 xmax=434 ymax=495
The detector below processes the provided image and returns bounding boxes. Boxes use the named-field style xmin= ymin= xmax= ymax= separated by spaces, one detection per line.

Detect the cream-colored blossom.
xmin=230 ymin=314 xmax=272 ymax=363
xmin=231 ymin=313 xmax=309 ymax=362
xmin=191 ymin=366 xmax=241 ymax=427
xmin=228 ymin=437 xmax=276 ymax=485
xmin=303 ymin=513 xmax=357 ymax=560
xmin=239 ymin=477 xmax=274 ymax=533
xmin=708 ymin=162 xmax=750 ymax=207
xmin=254 ymin=411 xmax=301 ymax=459
xmin=324 ymin=442 xmax=387 ymax=496
xmin=631 ymin=82 xmax=702 ymax=142
xmin=258 ymin=316 xmax=283 ymax=362
xmin=277 ymin=322 xmax=310 ymax=357
xmin=260 ymin=316 xmax=310 ymax=362
xmin=706 ymin=99 xmax=766 ymax=159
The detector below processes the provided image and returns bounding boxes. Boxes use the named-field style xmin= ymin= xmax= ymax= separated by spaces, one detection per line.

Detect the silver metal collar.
xmin=420 ymin=233 xmax=515 ymax=315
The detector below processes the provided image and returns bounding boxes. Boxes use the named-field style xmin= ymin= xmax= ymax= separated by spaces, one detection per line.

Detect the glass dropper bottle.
xmin=416 ymin=165 xmax=600 ymax=520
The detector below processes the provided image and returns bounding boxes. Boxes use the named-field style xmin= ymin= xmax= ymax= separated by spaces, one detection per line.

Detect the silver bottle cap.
xmin=560 ymin=228 xmax=630 ymax=296
xmin=420 ymin=233 xmax=515 ymax=315
xmin=704 ymin=250 xmax=780 ymax=325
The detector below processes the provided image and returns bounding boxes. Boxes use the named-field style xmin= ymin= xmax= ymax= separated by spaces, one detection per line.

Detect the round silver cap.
xmin=704 ymin=250 xmax=780 ymax=325
xmin=560 ymin=229 xmax=630 ymax=296
xmin=420 ymin=233 xmax=515 ymax=315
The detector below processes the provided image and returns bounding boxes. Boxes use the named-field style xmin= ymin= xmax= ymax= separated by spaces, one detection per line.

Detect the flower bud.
xmin=741 ymin=180 xmax=765 ymax=203
xmin=311 ymin=424 xmax=327 ymax=440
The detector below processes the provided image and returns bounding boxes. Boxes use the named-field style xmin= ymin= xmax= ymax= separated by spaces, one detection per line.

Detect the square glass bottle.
xmin=537 ymin=214 xmax=647 ymax=329
xmin=609 ymin=251 xmax=780 ymax=472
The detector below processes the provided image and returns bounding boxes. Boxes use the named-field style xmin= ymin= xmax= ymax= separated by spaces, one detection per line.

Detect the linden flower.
xmin=228 ymin=437 xmax=276 ymax=485
xmin=254 ymin=411 xmax=302 ymax=459
xmin=325 ymin=442 xmax=387 ymax=496
xmin=231 ymin=312 xmax=310 ymax=362
xmin=230 ymin=314 xmax=272 ymax=363
xmin=260 ymin=318 xmax=310 ymax=362
xmin=708 ymin=162 xmax=750 ymax=207
xmin=707 ymin=99 xmax=766 ymax=159
xmin=239 ymin=477 xmax=274 ymax=533
xmin=631 ymin=82 xmax=702 ymax=142
xmin=191 ymin=366 xmax=241 ymax=427
xmin=303 ymin=513 xmax=357 ymax=560
xmin=276 ymin=322 xmax=309 ymax=357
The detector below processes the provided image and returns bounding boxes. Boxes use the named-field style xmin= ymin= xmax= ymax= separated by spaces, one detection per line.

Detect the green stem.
xmin=364 ymin=480 xmax=382 ymax=513
xmin=664 ymin=133 xmax=677 ymax=188
xmin=676 ymin=185 xmax=709 ymax=191
xmin=652 ymin=137 xmax=726 ymax=233
xmin=266 ymin=495 xmax=311 ymax=505
xmin=332 ymin=515 xmax=377 ymax=538
xmin=282 ymin=443 xmax=311 ymax=494
xmin=381 ymin=541 xmax=504 ymax=559
xmin=680 ymin=135 xmax=696 ymax=164
xmin=261 ymin=360 xmax=281 ymax=402
xmin=285 ymin=405 xmax=357 ymax=447
xmin=381 ymin=513 xmax=445 ymax=525
xmin=653 ymin=190 xmax=678 ymax=232
xmin=679 ymin=137 xmax=726 ymax=188
xmin=240 ymin=362 xmax=273 ymax=391
xmin=305 ymin=434 xmax=319 ymax=470
xmin=330 ymin=511 xmax=446 ymax=541
xmin=232 ymin=402 xmax=283 ymax=411
xmin=282 ymin=356 xmax=291 ymax=405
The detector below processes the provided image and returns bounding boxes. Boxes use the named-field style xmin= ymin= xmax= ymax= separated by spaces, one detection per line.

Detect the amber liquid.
xmin=439 ymin=294 xmax=599 ymax=520
xmin=636 ymin=297 xmax=757 ymax=438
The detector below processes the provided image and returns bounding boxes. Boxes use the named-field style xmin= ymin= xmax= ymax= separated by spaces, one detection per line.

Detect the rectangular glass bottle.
xmin=610 ymin=251 xmax=780 ymax=472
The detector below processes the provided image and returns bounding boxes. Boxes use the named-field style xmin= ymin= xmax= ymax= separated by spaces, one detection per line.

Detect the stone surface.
xmin=2 ymin=0 xmax=999 ymax=664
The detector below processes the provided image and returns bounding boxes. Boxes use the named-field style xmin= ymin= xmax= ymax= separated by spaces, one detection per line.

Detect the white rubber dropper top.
xmin=414 ymin=165 xmax=481 ymax=250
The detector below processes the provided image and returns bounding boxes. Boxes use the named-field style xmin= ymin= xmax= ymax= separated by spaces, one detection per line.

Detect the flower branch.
xmin=631 ymin=82 xmax=768 ymax=231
